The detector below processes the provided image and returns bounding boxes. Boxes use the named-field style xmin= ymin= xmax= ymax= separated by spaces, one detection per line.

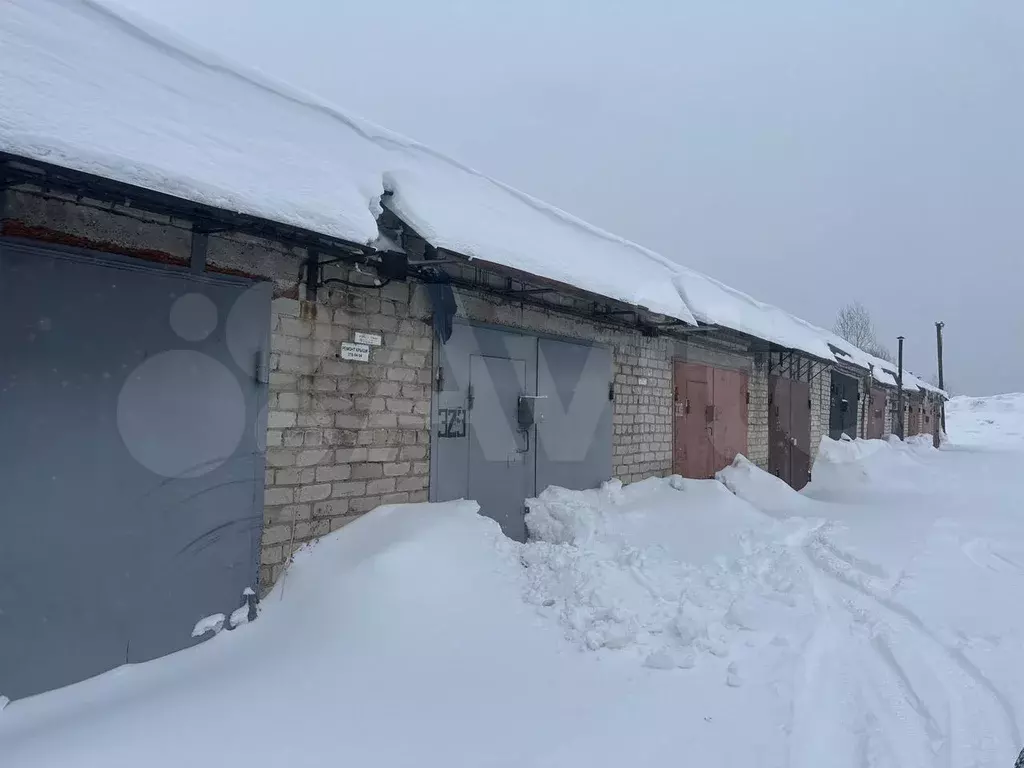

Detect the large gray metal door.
xmin=431 ymin=322 xmax=612 ymax=541
xmin=535 ymin=338 xmax=612 ymax=494
xmin=0 ymin=242 xmax=270 ymax=699
xmin=431 ymin=323 xmax=536 ymax=541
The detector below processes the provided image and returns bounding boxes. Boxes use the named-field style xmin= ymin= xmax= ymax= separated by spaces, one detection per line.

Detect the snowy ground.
xmin=2 ymin=395 xmax=1023 ymax=767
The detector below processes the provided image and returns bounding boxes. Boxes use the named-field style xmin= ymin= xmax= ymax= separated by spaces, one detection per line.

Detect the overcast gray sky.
xmin=118 ymin=0 xmax=1023 ymax=395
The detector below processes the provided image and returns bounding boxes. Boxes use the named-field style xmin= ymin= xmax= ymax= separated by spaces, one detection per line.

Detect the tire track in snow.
xmin=787 ymin=521 xmax=900 ymax=768
xmin=804 ymin=530 xmax=1022 ymax=759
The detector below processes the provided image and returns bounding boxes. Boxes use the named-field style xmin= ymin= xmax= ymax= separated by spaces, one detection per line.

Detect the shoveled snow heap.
xmin=4 ymin=423 xmax=1024 ymax=767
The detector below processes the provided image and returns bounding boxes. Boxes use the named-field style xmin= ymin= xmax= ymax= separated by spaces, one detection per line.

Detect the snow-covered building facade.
xmin=0 ymin=0 xmax=945 ymax=699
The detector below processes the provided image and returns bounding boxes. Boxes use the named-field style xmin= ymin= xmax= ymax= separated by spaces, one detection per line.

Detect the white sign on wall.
xmin=339 ymin=342 xmax=371 ymax=362
xmin=353 ymin=332 xmax=382 ymax=347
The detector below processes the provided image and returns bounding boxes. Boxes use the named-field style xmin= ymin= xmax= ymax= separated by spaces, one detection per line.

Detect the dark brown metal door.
xmin=867 ymin=387 xmax=886 ymax=439
xmin=712 ymin=367 xmax=749 ymax=471
xmin=790 ymin=379 xmax=811 ymax=490
xmin=768 ymin=375 xmax=791 ymax=483
xmin=769 ymin=375 xmax=811 ymax=490
xmin=673 ymin=362 xmax=714 ymax=478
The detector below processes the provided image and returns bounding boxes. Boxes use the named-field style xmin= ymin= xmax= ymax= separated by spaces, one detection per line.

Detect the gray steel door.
xmin=0 ymin=241 xmax=269 ymax=700
xmin=431 ymin=323 xmax=612 ymax=541
xmin=468 ymin=354 xmax=532 ymax=540
xmin=431 ymin=323 xmax=536 ymax=541
xmin=535 ymin=338 xmax=612 ymax=494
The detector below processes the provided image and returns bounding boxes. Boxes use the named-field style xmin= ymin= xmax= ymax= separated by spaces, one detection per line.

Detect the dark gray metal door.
xmin=829 ymin=372 xmax=859 ymax=440
xmin=0 ymin=242 xmax=269 ymax=700
xmin=535 ymin=338 xmax=612 ymax=495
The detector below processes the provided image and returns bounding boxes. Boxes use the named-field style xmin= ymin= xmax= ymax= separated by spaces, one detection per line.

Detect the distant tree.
xmin=833 ymin=302 xmax=893 ymax=362
xmin=870 ymin=342 xmax=894 ymax=363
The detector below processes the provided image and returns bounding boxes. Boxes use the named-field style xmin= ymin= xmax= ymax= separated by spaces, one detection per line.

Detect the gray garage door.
xmin=0 ymin=241 xmax=270 ymax=700
xmin=430 ymin=322 xmax=612 ymax=539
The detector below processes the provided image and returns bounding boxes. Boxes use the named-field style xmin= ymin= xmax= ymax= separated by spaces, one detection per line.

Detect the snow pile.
xmin=521 ymin=478 xmax=815 ymax=668
xmin=806 ymin=435 xmax=936 ymax=493
xmin=7 ymin=422 xmax=1024 ymax=765
xmin=0 ymin=0 xmax=696 ymax=325
xmin=715 ymin=454 xmax=813 ymax=515
xmin=947 ymin=393 xmax=1024 ymax=448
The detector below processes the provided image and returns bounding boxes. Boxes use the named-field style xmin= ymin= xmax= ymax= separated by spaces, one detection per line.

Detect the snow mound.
xmin=807 ymin=436 xmax=935 ymax=495
xmin=522 ymin=478 xmax=814 ymax=660
xmin=716 ymin=454 xmax=812 ymax=516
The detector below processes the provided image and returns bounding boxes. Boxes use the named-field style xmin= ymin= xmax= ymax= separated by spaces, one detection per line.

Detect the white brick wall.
xmin=747 ymin=357 xmax=770 ymax=469
xmin=809 ymin=366 xmax=830 ymax=461
xmin=259 ymin=278 xmax=433 ymax=589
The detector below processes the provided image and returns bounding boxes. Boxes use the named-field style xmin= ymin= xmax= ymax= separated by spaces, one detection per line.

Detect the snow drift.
xmin=5 ymin=427 xmax=1024 ymax=766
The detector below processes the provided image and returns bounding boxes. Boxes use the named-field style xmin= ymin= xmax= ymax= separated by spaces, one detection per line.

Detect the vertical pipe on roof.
xmin=936 ymin=321 xmax=946 ymax=434
xmin=896 ymin=336 xmax=905 ymax=440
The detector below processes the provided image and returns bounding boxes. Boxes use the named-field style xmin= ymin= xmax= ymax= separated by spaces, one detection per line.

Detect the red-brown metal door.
xmin=768 ymin=375 xmax=791 ymax=484
xmin=712 ymin=368 xmax=749 ymax=471
xmin=673 ymin=362 xmax=714 ymax=478
xmin=789 ymin=379 xmax=811 ymax=490
xmin=867 ymin=387 xmax=886 ymax=439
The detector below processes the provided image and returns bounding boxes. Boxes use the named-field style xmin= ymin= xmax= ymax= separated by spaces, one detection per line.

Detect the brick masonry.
xmin=883 ymin=389 xmax=895 ymax=437
xmin=809 ymin=365 xmax=830 ymax=461
xmin=259 ymin=278 xmax=434 ymax=588
xmin=747 ymin=357 xmax=770 ymax=469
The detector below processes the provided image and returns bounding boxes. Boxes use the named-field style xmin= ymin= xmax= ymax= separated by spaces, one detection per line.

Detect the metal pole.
xmin=897 ymin=336 xmax=905 ymax=440
xmin=935 ymin=321 xmax=946 ymax=433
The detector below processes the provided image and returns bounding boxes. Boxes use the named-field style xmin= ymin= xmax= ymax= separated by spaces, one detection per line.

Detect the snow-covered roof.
xmin=672 ymin=268 xmax=836 ymax=360
xmin=0 ymin=0 xmax=695 ymax=325
xmin=0 ymin=0 xmax=947 ymax=382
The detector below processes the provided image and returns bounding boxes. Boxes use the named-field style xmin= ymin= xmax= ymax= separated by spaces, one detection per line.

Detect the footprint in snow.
xmin=726 ymin=662 xmax=743 ymax=687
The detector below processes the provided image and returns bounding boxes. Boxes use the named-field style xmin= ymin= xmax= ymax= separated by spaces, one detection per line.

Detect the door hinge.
xmin=608 ymin=382 xmax=615 ymax=401
xmin=255 ymin=351 xmax=269 ymax=384
xmin=745 ymin=391 xmax=750 ymax=405
xmin=467 ymin=384 xmax=474 ymax=410
xmin=435 ymin=365 xmax=444 ymax=392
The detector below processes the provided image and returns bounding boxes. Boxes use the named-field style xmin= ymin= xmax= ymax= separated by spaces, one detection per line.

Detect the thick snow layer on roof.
xmin=672 ymin=268 xmax=835 ymax=360
xmin=1 ymin=0 xmax=941 ymax=370
xmin=0 ymin=0 xmax=696 ymax=325
xmin=822 ymin=333 xmax=900 ymax=388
